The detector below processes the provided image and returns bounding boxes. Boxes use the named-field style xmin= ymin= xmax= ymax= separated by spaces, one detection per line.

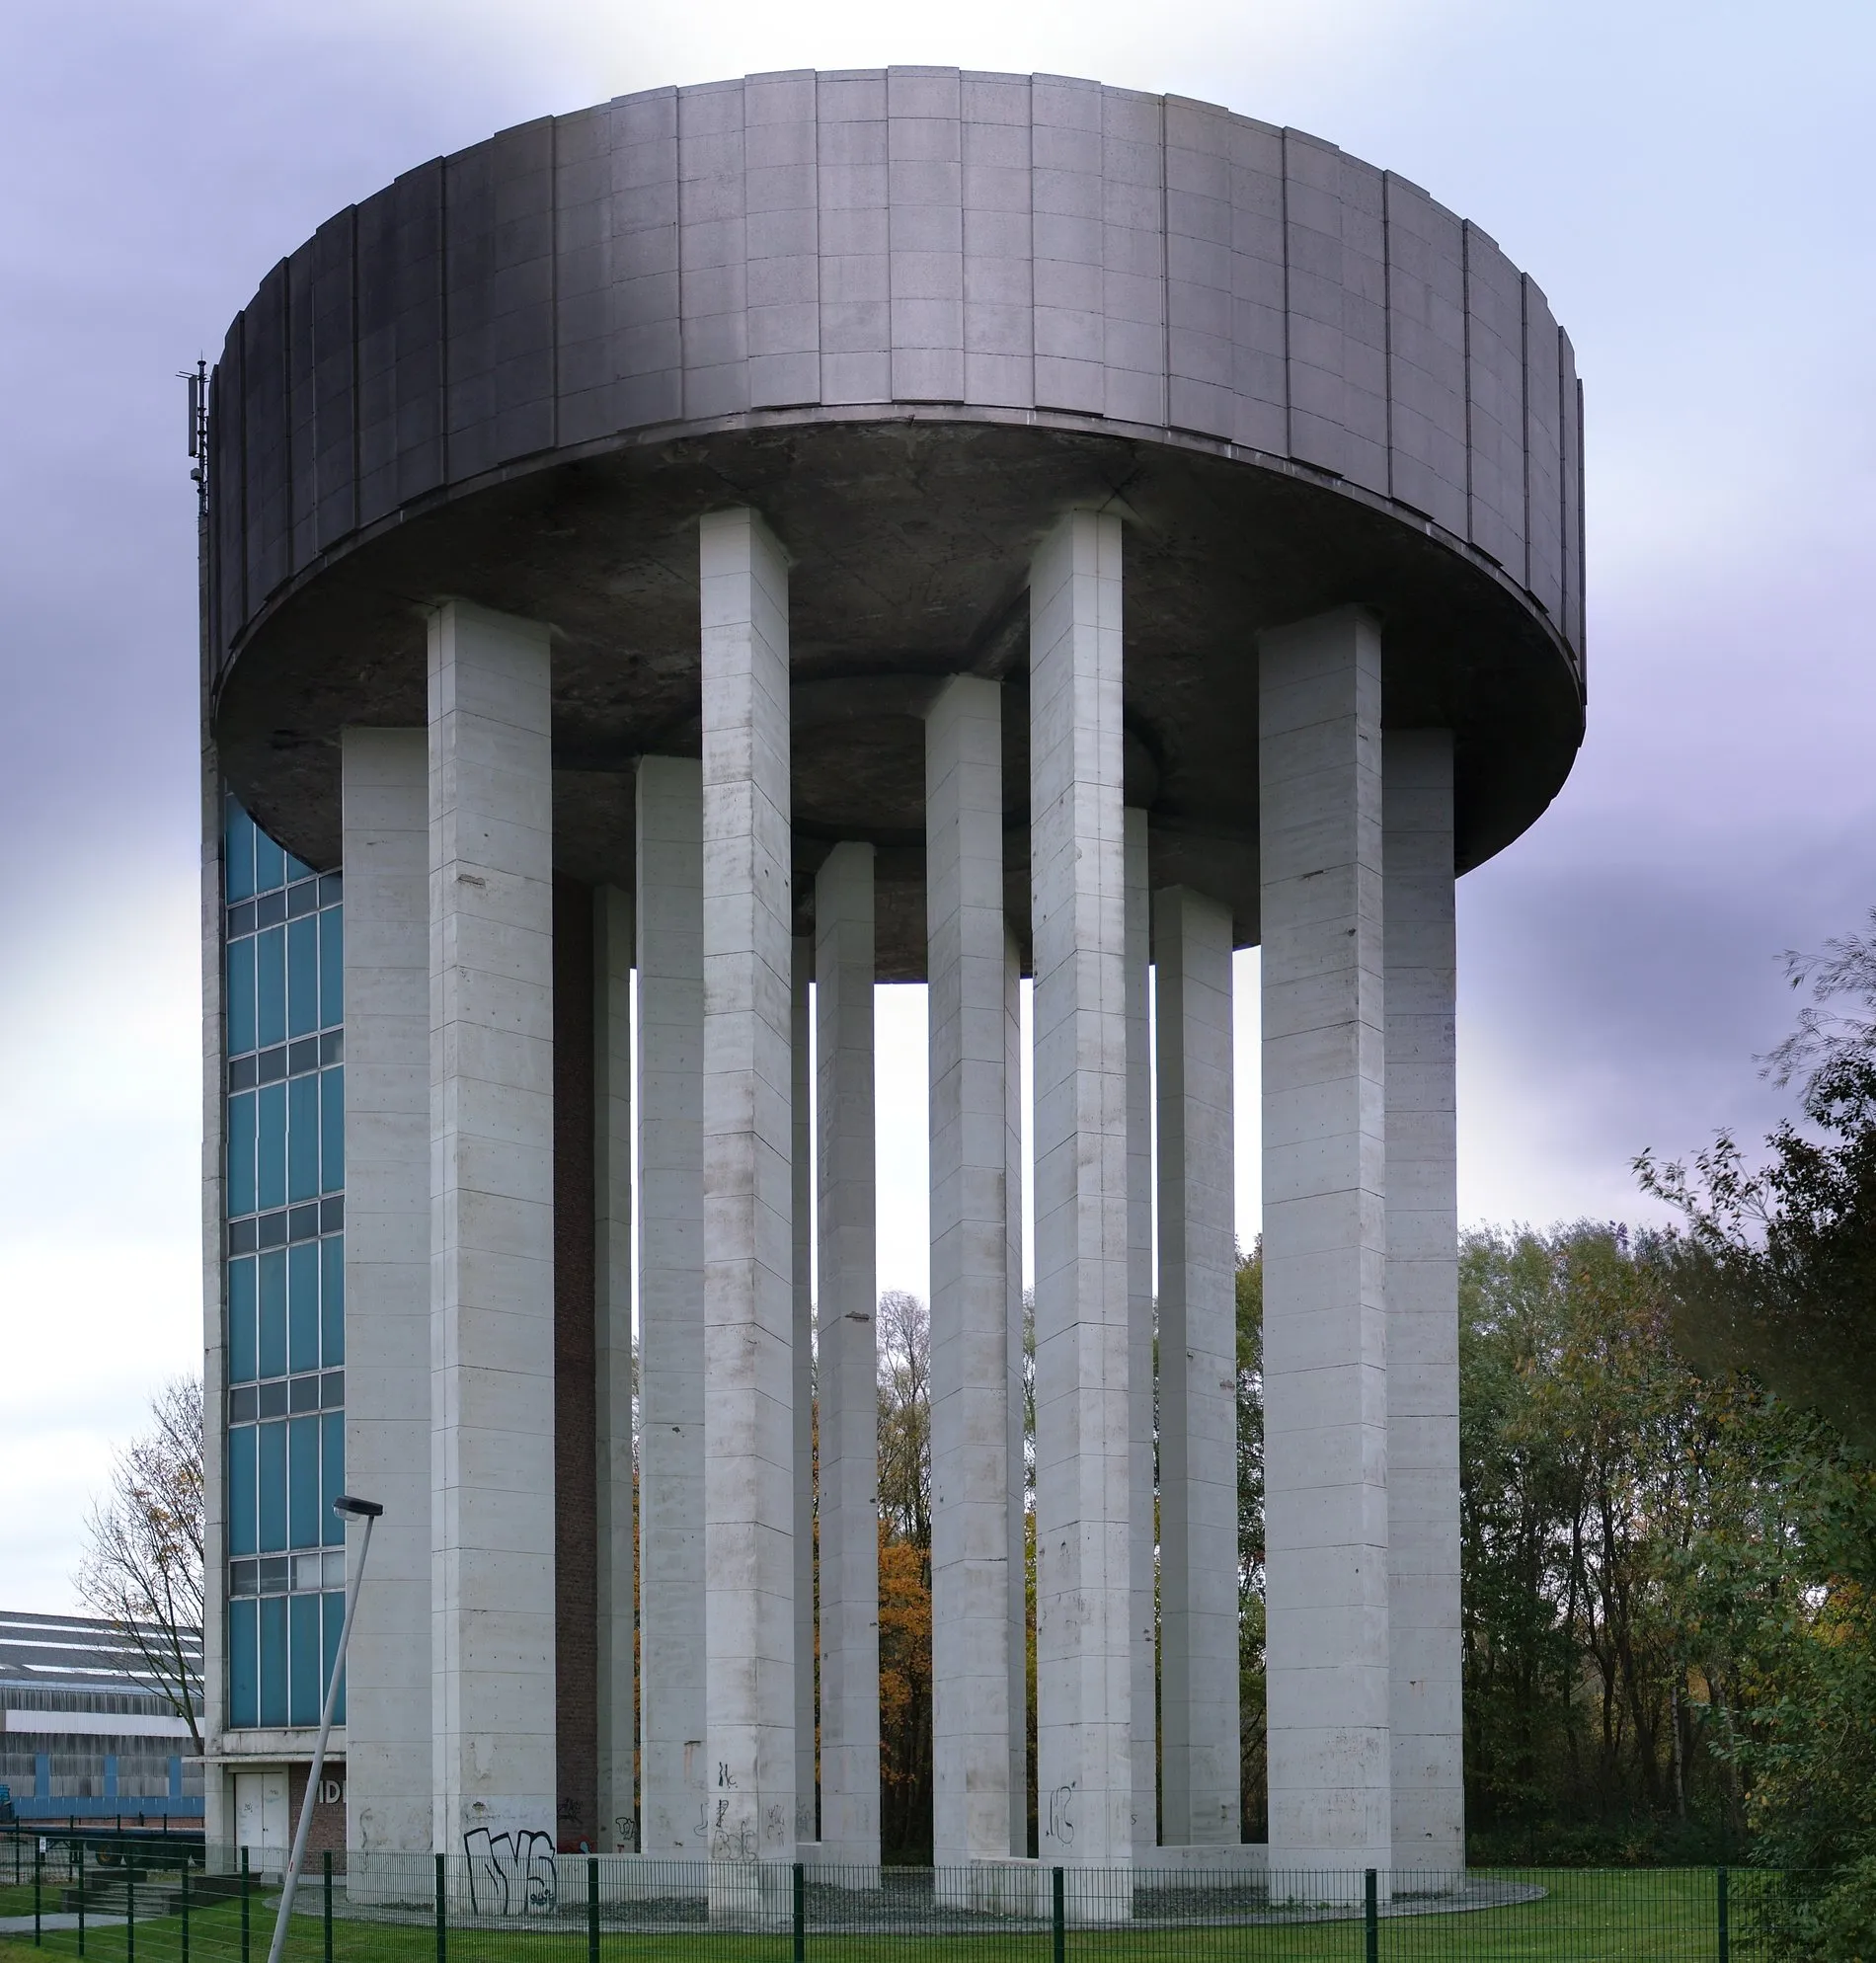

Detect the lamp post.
xmin=267 ymin=1495 xmax=382 ymax=1963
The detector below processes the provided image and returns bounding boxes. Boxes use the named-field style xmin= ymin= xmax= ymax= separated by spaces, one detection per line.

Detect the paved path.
xmin=0 ymin=1914 xmax=127 ymax=1931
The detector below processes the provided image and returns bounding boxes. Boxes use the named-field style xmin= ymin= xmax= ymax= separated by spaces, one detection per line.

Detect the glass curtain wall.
xmin=221 ymin=796 xmax=347 ymax=1730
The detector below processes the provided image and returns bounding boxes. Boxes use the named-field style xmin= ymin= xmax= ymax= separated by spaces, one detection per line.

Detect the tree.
xmin=75 ymin=1376 xmax=205 ymax=1751
xmin=875 ymin=1290 xmax=934 ymax=1857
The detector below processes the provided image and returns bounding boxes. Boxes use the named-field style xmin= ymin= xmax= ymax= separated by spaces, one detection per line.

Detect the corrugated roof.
xmin=0 ymin=1610 xmax=202 ymax=1712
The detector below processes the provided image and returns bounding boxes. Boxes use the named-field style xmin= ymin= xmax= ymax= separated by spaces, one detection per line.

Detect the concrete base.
xmin=962 ymin=1857 xmax=1135 ymax=1924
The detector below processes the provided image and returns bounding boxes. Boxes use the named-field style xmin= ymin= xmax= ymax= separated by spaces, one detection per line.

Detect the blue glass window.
xmin=321 ymin=1412 xmax=345 ymax=1544
xmin=289 ymin=1593 xmax=322 ymax=1726
xmin=258 ymin=1597 xmax=288 ymax=1726
xmin=254 ymin=829 xmax=285 ymax=897
xmin=320 ymin=1068 xmax=344 ymax=1196
xmin=287 ymin=917 xmax=318 ymax=1039
xmin=228 ymin=1258 xmax=258 ymax=1384
xmin=288 ymin=1416 xmax=320 ymax=1550
xmin=228 ymin=1092 xmax=256 ymax=1217
xmin=226 ymin=939 xmax=256 ymax=1057
xmin=322 ymin=1592 xmax=346 ymax=1725
xmin=258 ymin=1421 xmax=287 ymax=1552
xmin=228 ymin=1600 xmax=258 ymax=1728
xmin=320 ymin=1236 xmax=344 ymax=1367
xmin=258 ymin=1252 xmax=287 ymax=1379
xmin=256 ymin=928 xmax=286 ymax=1049
xmin=257 ymin=1083 xmax=286 ymax=1211
xmin=287 ymin=1073 xmax=319 ymax=1203
xmin=227 ymin=1425 xmax=257 ymax=1557
xmin=287 ymin=1242 xmax=319 ymax=1374
xmin=319 ymin=910 xmax=343 ymax=1028
xmin=283 ymin=848 xmax=314 ymax=884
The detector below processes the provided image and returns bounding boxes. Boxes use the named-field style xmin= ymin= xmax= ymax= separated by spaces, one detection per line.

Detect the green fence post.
xmin=1365 ymin=1870 xmax=1378 ymax=1963
xmin=126 ymin=1864 xmax=135 ymax=1963
xmin=76 ymin=1837 xmax=85 ymax=1958
xmin=240 ymin=1846 xmax=251 ymax=1963
xmin=792 ymin=1862 xmax=806 ymax=1963
xmin=181 ymin=1860 xmax=190 ymax=1963
xmin=434 ymin=1850 xmax=446 ymax=1963
xmin=33 ymin=1842 xmax=41 ymax=1947
xmin=1051 ymin=1866 xmax=1065 ymax=1963
xmin=586 ymin=1854 xmax=599 ymax=1963
xmin=1717 ymin=1866 xmax=1730 ymax=1963
xmin=323 ymin=1850 xmax=333 ymax=1963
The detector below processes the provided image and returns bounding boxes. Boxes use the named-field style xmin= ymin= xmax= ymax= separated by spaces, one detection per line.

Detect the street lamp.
xmin=267 ymin=1495 xmax=382 ymax=1963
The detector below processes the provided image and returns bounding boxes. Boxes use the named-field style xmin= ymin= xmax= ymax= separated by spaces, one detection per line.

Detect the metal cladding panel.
xmin=242 ymin=263 xmax=291 ymax=611
xmin=745 ymin=71 xmax=822 ymax=410
xmin=1163 ymin=96 xmax=1236 ymax=442
xmin=816 ymin=69 xmax=889 ymax=407
xmin=1030 ymin=73 xmax=1105 ymax=417
xmin=1559 ymin=328 xmax=1584 ymax=664
xmin=206 ymin=69 xmax=1583 ymax=690
xmin=1226 ymin=115 xmax=1288 ymax=454
xmin=1463 ymin=222 xmax=1526 ymax=574
xmin=1522 ymin=277 xmax=1564 ymax=622
xmin=309 ymin=209 xmax=358 ymax=554
xmin=960 ymin=71 xmax=1034 ymax=410
xmin=444 ymin=120 xmax=557 ymax=480
xmin=678 ymin=79 xmax=750 ymax=421
xmin=210 ymin=330 xmax=244 ymax=654
xmin=1101 ymin=88 xmax=1166 ymax=429
xmin=888 ymin=66 xmax=966 ymax=404
xmin=1382 ymin=175 xmax=1466 ymax=535
xmin=285 ymin=239 xmax=319 ymax=576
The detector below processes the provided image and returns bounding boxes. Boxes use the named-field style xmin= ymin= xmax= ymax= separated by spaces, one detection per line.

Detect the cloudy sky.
xmin=2 ymin=0 xmax=1871 ymax=1612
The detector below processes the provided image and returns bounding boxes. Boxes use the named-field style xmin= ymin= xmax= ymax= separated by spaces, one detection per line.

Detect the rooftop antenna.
xmin=178 ymin=358 xmax=207 ymax=515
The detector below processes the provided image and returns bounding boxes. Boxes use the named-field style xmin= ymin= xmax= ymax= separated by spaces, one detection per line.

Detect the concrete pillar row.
xmin=593 ymin=885 xmax=636 ymax=1852
xmin=815 ymin=842 xmax=881 ymax=1868
xmin=1123 ymin=809 xmax=1156 ymax=1857
xmin=1154 ymin=883 xmax=1242 ymax=1846
xmin=427 ymin=600 xmax=559 ymax=1855
xmin=1258 ymin=604 xmax=1392 ymax=1892
xmin=1384 ymin=732 xmax=1464 ymax=1877
xmin=790 ymin=935 xmax=817 ymax=1846
xmin=699 ymin=508 xmax=798 ymax=1866
xmin=340 ymin=729 xmax=432 ymax=1870
xmin=926 ymin=674 xmax=1022 ymax=1872
xmin=635 ymin=756 xmax=707 ymax=1854
xmin=1029 ymin=509 xmax=1133 ymax=1883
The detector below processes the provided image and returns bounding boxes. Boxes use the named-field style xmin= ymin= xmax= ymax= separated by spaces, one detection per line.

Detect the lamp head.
xmin=332 ymin=1494 xmax=384 ymax=1520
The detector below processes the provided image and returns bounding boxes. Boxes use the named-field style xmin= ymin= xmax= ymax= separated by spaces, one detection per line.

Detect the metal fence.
xmin=0 ymin=1834 xmax=1804 ymax=1960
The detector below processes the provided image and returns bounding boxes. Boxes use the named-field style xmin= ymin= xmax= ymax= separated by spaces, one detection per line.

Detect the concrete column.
xmin=815 ymin=842 xmax=880 ymax=1867
xmin=1258 ymin=605 xmax=1391 ymax=1887
xmin=1154 ymin=884 xmax=1242 ymax=1846
xmin=1029 ymin=509 xmax=1132 ymax=1879
xmin=1003 ymin=925 xmax=1029 ymax=1855
xmin=700 ymin=507 xmax=797 ymax=1865
xmin=791 ymin=934 xmax=818 ymax=1846
xmin=1383 ymin=732 xmax=1463 ymax=1877
xmin=594 ymin=885 xmax=636 ymax=1852
xmin=341 ymin=729 xmax=432 ymax=1860
xmin=427 ymin=601 xmax=557 ymax=1854
xmin=1123 ymin=809 xmax=1157 ymax=1855
xmin=634 ymin=756 xmax=707 ymax=1855
xmin=926 ymin=674 xmax=1017 ymax=1870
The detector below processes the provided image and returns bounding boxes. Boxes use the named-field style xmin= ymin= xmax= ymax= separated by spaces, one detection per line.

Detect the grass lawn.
xmin=0 ymin=1869 xmax=1747 ymax=1963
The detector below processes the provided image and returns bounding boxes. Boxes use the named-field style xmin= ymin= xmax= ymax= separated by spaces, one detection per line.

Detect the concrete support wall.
xmin=342 ymin=729 xmax=433 ymax=1856
xmin=1154 ymin=885 xmax=1241 ymax=1846
xmin=1123 ymin=809 xmax=1157 ymax=1853
xmin=593 ymin=886 xmax=636 ymax=1852
xmin=814 ymin=842 xmax=880 ymax=1866
xmin=1383 ymin=732 xmax=1463 ymax=1875
xmin=926 ymin=675 xmax=1019 ymax=1869
xmin=634 ymin=756 xmax=707 ymax=1855
xmin=1258 ymin=605 xmax=1391 ymax=1883
xmin=1003 ymin=926 xmax=1028 ymax=1852
xmin=699 ymin=507 xmax=798 ymax=1863
xmin=791 ymin=935 xmax=818 ymax=1845
xmin=1029 ymin=509 xmax=1133 ymax=1873
xmin=427 ymin=601 xmax=558 ymax=1853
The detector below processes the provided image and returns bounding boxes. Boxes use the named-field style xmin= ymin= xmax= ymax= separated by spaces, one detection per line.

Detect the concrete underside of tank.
xmin=215 ymin=411 xmax=1582 ymax=980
